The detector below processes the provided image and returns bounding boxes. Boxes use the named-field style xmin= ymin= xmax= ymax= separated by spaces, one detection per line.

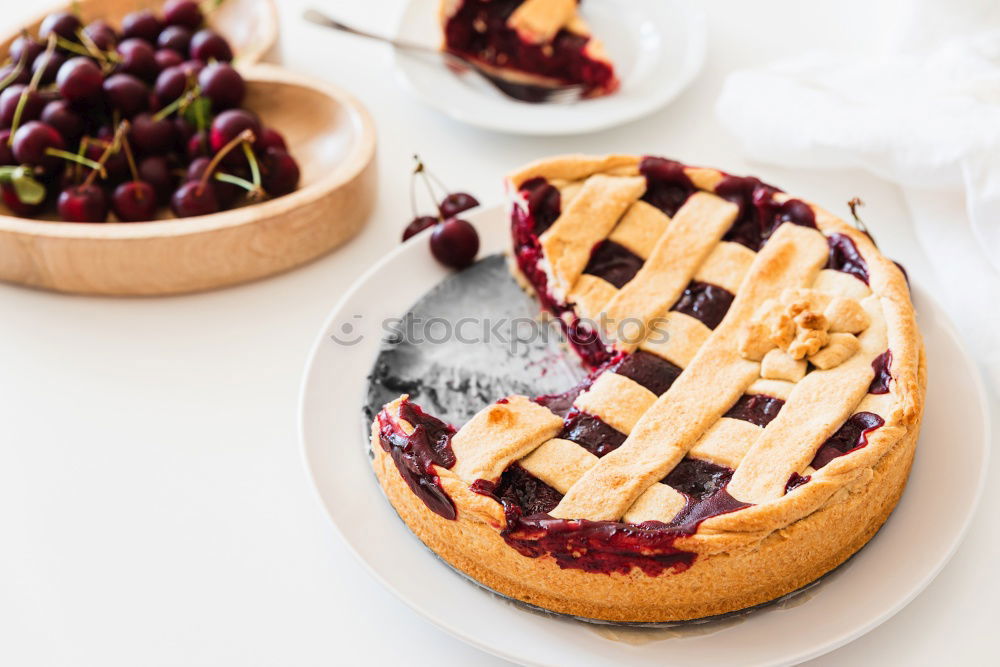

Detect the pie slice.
xmin=439 ymin=0 xmax=619 ymax=99
xmin=370 ymin=154 xmax=925 ymax=622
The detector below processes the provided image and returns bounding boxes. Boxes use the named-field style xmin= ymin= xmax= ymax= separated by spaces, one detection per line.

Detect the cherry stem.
xmin=0 ymin=49 xmax=28 ymax=91
xmin=847 ymin=197 xmax=871 ymax=236
xmin=214 ymin=172 xmax=254 ymax=191
xmin=241 ymin=141 xmax=263 ymax=195
xmin=412 ymin=154 xmax=444 ymax=219
xmin=8 ymin=34 xmax=56 ymax=147
xmin=83 ymin=121 xmax=128 ymax=188
xmin=152 ymin=86 xmax=200 ymax=122
xmin=119 ymin=132 xmax=142 ymax=192
xmin=197 ymin=128 xmax=255 ymax=194
xmin=199 ymin=0 xmax=225 ymax=15
xmin=45 ymin=147 xmax=106 ymax=179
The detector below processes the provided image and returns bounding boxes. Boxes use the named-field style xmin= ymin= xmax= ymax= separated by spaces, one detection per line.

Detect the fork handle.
xmin=303 ymin=9 xmax=458 ymax=62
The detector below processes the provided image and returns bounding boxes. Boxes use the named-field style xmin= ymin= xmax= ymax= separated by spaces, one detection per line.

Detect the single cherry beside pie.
xmin=440 ymin=0 xmax=619 ymax=99
xmin=371 ymin=154 xmax=925 ymax=622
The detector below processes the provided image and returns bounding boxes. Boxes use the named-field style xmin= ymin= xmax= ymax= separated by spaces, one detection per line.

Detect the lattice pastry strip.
xmin=450 ymin=396 xmax=564 ymax=483
xmin=540 ymin=174 xmax=647 ymax=302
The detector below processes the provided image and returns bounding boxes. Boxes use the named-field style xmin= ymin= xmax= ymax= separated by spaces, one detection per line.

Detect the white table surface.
xmin=2 ymin=1 xmax=996 ymax=665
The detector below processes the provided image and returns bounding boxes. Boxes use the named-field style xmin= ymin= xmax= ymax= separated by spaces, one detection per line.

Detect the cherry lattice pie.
xmin=440 ymin=0 xmax=619 ymax=98
xmin=371 ymin=154 xmax=925 ymax=622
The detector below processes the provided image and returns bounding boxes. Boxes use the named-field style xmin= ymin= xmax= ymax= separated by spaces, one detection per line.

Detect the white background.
xmin=2 ymin=1 xmax=996 ymax=665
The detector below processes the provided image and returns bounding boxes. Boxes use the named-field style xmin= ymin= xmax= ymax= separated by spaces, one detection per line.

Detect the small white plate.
xmin=299 ymin=205 xmax=990 ymax=666
xmin=392 ymin=0 xmax=706 ymax=135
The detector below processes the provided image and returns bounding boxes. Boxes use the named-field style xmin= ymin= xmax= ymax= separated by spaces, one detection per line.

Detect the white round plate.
xmin=299 ymin=205 xmax=990 ymax=666
xmin=392 ymin=0 xmax=706 ymax=135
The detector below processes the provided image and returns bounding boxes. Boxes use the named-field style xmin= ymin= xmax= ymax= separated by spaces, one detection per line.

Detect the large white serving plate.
xmin=299 ymin=205 xmax=990 ymax=666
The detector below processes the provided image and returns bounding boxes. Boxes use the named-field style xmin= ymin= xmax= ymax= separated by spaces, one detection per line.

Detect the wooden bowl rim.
xmin=3 ymin=0 xmax=279 ymax=68
xmin=0 ymin=64 xmax=376 ymax=240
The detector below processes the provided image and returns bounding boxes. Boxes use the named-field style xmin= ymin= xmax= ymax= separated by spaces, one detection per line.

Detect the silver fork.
xmin=303 ymin=8 xmax=586 ymax=105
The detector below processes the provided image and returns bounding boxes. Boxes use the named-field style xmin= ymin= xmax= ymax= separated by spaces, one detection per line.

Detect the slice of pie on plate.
xmin=371 ymin=153 xmax=925 ymax=622
xmin=440 ymin=0 xmax=619 ymax=99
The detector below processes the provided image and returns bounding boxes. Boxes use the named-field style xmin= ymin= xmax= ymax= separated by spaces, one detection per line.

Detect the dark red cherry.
xmin=440 ymin=192 xmax=479 ymax=218
xmin=84 ymin=20 xmax=118 ymax=51
xmin=260 ymin=148 xmax=300 ymax=196
xmin=402 ymin=216 xmax=438 ymax=242
xmin=186 ymin=130 xmax=210 ymax=159
xmin=171 ymin=180 xmax=219 ymax=217
xmin=56 ymin=57 xmax=104 ymax=103
xmin=189 ymin=29 xmax=232 ymax=62
xmin=58 ymin=184 xmax=108 ymax=222
xmin=157 ymin=26 xmax=192 ymax=54
xmin=197 ymin=62 xmax=243 ymax=110
xmin=129 ymin=112 xmax=176 ymax=154
xmin=0 ymin=85 xmax=44 ymax=126
xmin=178 ymin=59 xmax=204 ymax=79
xmin=137 ymin=155 xmax=175 ymax=204
xmin=117 ymin=38 xmax=158 ymax=82
xmin=164 ymin=1 xmax=204 ymax=30
xmin=103 ymin=73 xmax=150 ymax=117
xmin=112 ymin=180 xmax=157 ymax=221
xmin=121 ymin=10 xmax=162 ymax=43
xmin=41 ymin=100 xmax=84 ymax=144
xmin=430 ymin=217 xmax=479 ymax=269
xmin=0 ymin=130 xmax=14 ymax=165
xmin=186 ymin=157 xmax=242 ymax=207
xmin=40 ymin=12 xmax=82 ymax=42
xmin=1 ymin=183 xmax=44 ymax=216
xmin=153 ymin=65 xmax=187 ymax=105
xmin=31 ymin=51 xmax=66 ymax=85
xmin=209 ymin=109 xmax=260 ymax=152
xmin=12 ymin=121 xmax=64 ymax=172
xmin=172 ymin=116 xmax=195 ymax=151
xmin=0 ymin=64 xmax=30 ymax=87
xmin=9 ymin=36 xmax=43 ymax=67
xmin=154 ymin=48 xmax=184 ymax=71
xmin=255 ymin=127 xmax=286 ymax=152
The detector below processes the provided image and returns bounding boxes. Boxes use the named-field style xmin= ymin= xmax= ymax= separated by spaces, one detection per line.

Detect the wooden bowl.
xmin=5 ymin=0 xmax=279 ymax=65
xmin=0 ymin=3 xmax=378 ymax=296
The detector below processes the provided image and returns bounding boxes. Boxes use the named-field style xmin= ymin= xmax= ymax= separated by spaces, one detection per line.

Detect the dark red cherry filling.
xmin=583 ymin=239 xmax=644 ymax=288
xmin=785 ymin=472 xmax=811 ymax=494
xmin=533 ymin=379 xmax=591 ymax=418
xmin=520 ymin=177 xmax=561 ymax=235
xmin=558 ymin=409 xmax=627 ymax=457
xmin=717 ymin=175 xmax=817 ymax=251
xmin=443 ymin=0 xmax=617 ymax=98
xmin=512 ymin=180 xmax=613 ymax=367
xmin=810 ymin=411 xmax=884 ymax=470
xmin=484 ymin=463 xmax=564 ymax=515
xmin=606 ymin=349 xmax=682 ymax=396
xmin=377 ymin=399 xmax=458 ymax=520
xmin=640 ymin=156 xmax=695 ymax=216
xmin=723 ymin=393 xmax=785 ymax=427
xmin=869 ymin=350 xmax=892 ymax=394
xmin=671 ymin=281 xmax=735 ymax=330
xmin=826 ymin=233 xmax=870 ymax=284
xmin=486 ymin=456 xmax=749 ymax=575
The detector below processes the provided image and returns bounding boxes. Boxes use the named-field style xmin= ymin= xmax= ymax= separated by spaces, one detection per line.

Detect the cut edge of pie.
xmin=439 ymin=0 xmax=620 ymax=98
xmin=369 ymin=153 xmax=926 ymax=622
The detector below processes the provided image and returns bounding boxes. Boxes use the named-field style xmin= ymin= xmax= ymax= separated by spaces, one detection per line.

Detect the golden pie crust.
xmin=370 ymin=154 xmax=926 ymax=622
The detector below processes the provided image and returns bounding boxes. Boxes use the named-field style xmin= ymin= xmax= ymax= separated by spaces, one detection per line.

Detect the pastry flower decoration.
xmin=739 ymin=288 xmax=870 ymax=381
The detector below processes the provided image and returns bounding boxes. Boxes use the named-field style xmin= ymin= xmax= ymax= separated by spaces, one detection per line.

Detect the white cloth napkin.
xmin=716 ymin=0 xmax=1000 ymax=390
